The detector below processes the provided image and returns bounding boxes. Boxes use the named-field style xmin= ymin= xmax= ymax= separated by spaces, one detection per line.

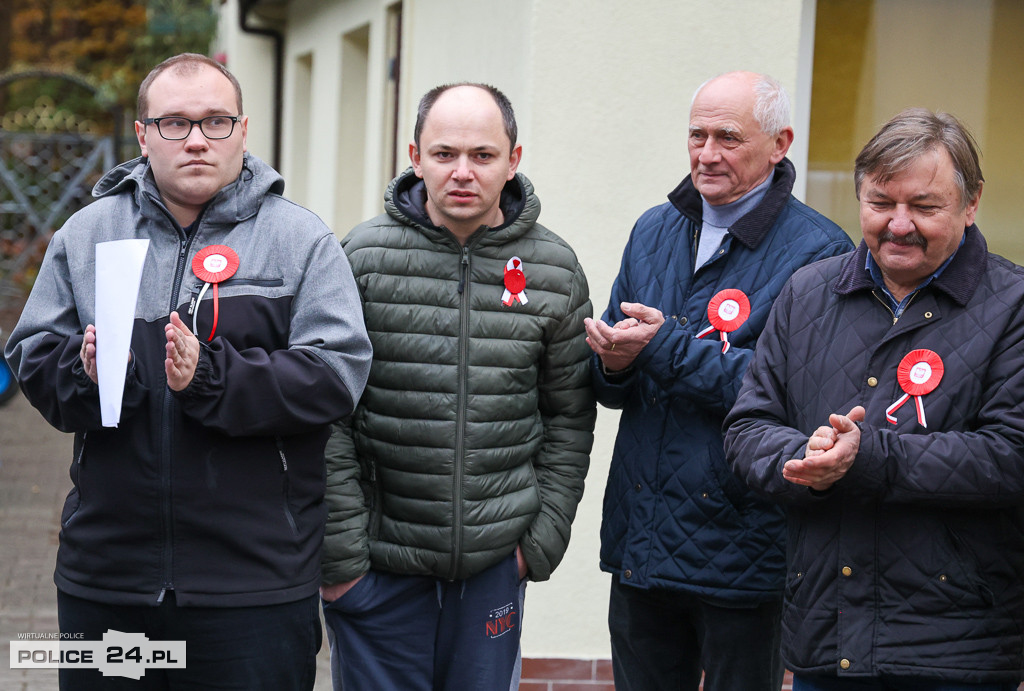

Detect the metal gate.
xmin=0 ymin=70 xmax=126 ymax=321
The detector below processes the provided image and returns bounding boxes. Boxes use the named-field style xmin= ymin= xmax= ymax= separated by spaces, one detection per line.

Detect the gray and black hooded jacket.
xmin=321 ymin=169 xmax=596 ymax=584
xmin=5 ymin=153 xmax=372 ymax=607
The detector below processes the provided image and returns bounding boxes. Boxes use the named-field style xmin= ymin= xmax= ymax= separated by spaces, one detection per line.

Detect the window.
xmin=806 ymin=0 xmax=1024 ymax=261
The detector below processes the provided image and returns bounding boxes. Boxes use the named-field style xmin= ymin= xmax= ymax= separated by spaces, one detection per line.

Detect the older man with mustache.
xmin=726 ymin=109 xmax=1024 ymax=689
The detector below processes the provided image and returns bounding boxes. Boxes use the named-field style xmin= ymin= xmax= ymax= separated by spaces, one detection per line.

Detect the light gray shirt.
xmin=695 ymin=172 xmax=774 ymax=272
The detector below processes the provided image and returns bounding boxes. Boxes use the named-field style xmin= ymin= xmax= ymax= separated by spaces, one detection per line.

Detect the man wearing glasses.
xmin=5 ymin=53 xmax=372 ymax=689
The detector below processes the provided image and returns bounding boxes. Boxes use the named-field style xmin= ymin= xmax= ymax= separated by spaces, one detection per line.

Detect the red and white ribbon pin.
xmin=191 ymin=245 xmax=239 ymax=341
xmin=696 ymin=289 xmax=750 ymax=354
xmin=885 ymin=349 xmax=944 ymax=427
xmin=502 ymin=256 xmax=528 ymax=306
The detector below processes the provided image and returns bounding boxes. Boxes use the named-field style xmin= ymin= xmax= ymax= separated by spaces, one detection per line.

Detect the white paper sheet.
xmin=95 ymin=239 xmax=150 ymax=427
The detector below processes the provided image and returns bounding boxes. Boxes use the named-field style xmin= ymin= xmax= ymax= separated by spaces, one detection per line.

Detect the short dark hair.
xmin=855 ymin=108 xmax=983 ymax=209
xmin=137 ymin=53 xmax=243 ymax=121
xmin=413 ymin=83 xmax=517 ymax=150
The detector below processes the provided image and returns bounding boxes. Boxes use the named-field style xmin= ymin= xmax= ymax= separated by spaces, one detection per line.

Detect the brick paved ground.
xmin=0 ymin=389 xmax=333 ymax=690
xmin=1 ymin=388 xmax=67 ymax=690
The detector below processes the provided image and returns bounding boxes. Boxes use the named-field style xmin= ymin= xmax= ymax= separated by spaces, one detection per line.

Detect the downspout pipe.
xmin=238 ymin=0 xmax=284 ymax=170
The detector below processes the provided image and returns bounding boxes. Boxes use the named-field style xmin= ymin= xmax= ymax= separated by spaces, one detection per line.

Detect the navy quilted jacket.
xmin=594 ymin=159 xmax=853 ymax=602
xmin=725 ymin=227 xmax=1024 ymax=681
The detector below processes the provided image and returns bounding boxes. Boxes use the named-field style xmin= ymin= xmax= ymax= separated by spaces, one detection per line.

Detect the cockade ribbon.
xmin=502 ymin=256 xmax=528 ymax=306
xmin=696 ymin=288 xmax=750 ymax=354
xmin=190 ymin=245 xmax=240 ymax=341
xmin=885 ymin=349 xmax=944 ymax=428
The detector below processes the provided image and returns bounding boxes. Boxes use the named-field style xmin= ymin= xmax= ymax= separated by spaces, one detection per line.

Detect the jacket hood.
xmin=383 ymin=167 xmax=539 ymax=245
xmin=91 ymin=152 xmax=285 ymax=226
xmin=667 ymin=157 xmax=797 ymax=251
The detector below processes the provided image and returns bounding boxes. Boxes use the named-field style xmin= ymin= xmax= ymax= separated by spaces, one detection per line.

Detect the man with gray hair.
xmin=585 ymin=70 xmax=852 ymax=690
xmin=726 ymin=109 xmax=1024 ymax=688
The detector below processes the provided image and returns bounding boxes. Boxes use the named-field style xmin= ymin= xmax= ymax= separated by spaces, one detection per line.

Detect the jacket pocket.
xmin=705 ymin=442 xmax=749 ymax=521
xmin=189 ymin=276 xmax=285 ymax=297
xmin=353 ymin=415 xmax=382 ymax=539
xmin=783 ymin=518 xmax=810 ymax=600
xmin=220 ymin=277 xmax=284 ymax=288
xmin=275 ymin=436 xmax=299 ymax=537
xmin=61 ymin=432 xmax=87 ymax=527
xmin=360 ymin=455 xmax=382 ymax=539
xmin=945 ymin=524 xmax=994 ymax=607
xmin=784 ymin=569 xmax=805 ymax=600
xmin=322 ymin=570 xmax=377 ymax=614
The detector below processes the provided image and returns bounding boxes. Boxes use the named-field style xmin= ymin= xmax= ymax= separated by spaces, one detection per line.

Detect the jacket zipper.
xmin=63 ymin=432 xmax=88 ymax=527
xmin=871 ymin=290 xmax=897 ymax=324
xmin=188 ymin=277 xmax=285 ymax=317
xmin=871 ymin=288 xmax=920 ymax=325
xmin=75 ymin=431 xmax=87 ymax=464
xmin=276 ymin=437 xmax=298 ymax=535
xmin=368 ymin=459 xmax=382 ymax=537
xmin=158 ymin=214 xmax=199 ymax=604
xmin=450 ymin=245 xmax=471 ymax=580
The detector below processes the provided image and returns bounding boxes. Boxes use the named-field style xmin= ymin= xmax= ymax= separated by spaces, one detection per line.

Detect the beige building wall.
xmin=217 ymin=0 xmax=816 ymax=661
xmin=214 ymin=0 xmax=278 ymax=166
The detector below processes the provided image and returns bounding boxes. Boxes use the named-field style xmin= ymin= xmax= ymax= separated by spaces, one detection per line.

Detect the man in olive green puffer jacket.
xmin=319 ymin=83 xmax=597 ymax=691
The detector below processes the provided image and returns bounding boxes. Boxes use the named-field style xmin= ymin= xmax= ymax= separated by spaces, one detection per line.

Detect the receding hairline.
xmin=427 ymin=85 xmax=504 ymax=122
xmin=689 ymin=70 xmax=791 ymax=137
xmin=413 ymin=82 xmax=518 ymax=151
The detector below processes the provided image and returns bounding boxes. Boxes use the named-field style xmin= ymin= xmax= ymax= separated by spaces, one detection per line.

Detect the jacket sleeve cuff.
xmin=838 ymin=424 xmax=888 ymax=499
xmin=71 ymin=357 xmax=98 ymax=392
xmin=172 ymin=343 xmax=212 ymax=402
xmin=519 ymin=530 xmax=557 ymax=582
xmin=321 ymin=554 xmax=372 ymax=586
xmin=601 ymin=361 xmax=635 ymax=380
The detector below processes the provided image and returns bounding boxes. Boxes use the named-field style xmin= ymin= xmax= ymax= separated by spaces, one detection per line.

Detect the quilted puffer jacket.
xmin=595 ymin=159 xmax=853 ymax=603
xmin=321 ymin=169 xmax=596 ymax=584
xmin=725 ymin=227 xmax=1024 ymax=681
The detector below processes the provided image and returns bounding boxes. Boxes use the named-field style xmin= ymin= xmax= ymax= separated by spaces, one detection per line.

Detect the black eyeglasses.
xmin=143 ymin=115 xmax=241 ymax=141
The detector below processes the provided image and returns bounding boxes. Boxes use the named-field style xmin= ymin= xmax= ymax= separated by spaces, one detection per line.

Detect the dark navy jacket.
xmin=594 ymin=159 xmax=853 ymax=603
xmin=726 ymin=228 xmax=1024 ymax=681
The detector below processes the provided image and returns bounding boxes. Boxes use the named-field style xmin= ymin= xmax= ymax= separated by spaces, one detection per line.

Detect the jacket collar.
xmin=666 ymin=157 xmax=796 ymax=250
xmin=833 ymin=224 xmax=988 ymax=307
xmin=92 ymin=152 xmax=284 ymax=227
